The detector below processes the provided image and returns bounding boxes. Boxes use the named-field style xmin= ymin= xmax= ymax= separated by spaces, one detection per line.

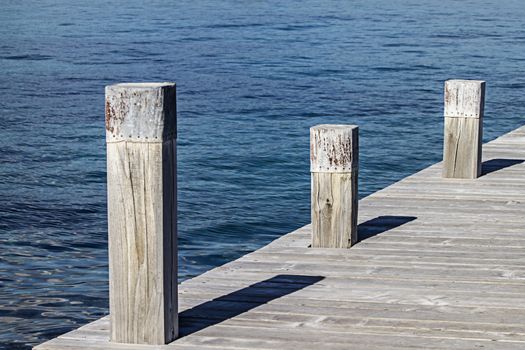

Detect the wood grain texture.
xmin=311 ymin=172 xmax=358 ymax=248
xmin=310 ymin=125 xmax=358 ymax=248
xmin=35 ymin=125 xmax=525 ymax=350
xmin=443 ymin=80 xmax=485 ymax=179
xmin=443 ymin=116 xmax=482 ymax=179
xmin=105 ymin=84 xmax=177 ymax=344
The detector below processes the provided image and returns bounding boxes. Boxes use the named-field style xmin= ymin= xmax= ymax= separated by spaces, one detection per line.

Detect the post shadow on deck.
xmin=481 ymin=158 xmax=524 ymax=176
xmin=358 ymin=216 xmax=417 ymax=241
xmin=178 ymin=274 xmax=324 ymax=337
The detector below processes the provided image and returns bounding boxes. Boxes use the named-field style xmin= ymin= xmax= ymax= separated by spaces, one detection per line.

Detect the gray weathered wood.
xmin=35 ymin=124 xmax=525 ymax=350
xmin=105 ymin=82 xmax=177 ymax=142
xmin=310 ymin=125 xmax=358 ymax=248
xmin=105 ymin=83 xmax=178 ymax=344
xmin=443 ymin=80 xmax=485 ymax=179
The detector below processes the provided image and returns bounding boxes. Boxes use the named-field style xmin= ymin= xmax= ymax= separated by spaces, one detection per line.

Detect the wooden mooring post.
xmin=443 ymin=79 xmax=485 ymax=179
xmin=310 ymin=125 xmax=358 ymax=248
xmin=105 ymin=83 xmax=178 ymax=344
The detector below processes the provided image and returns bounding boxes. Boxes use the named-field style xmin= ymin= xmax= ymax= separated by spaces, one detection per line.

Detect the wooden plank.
xmin=34 ymin=124 xmax=525 ymax=350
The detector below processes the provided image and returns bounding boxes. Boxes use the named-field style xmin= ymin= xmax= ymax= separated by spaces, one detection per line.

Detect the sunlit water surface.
xmin=1 ymin=0 xmax=525 ymax=348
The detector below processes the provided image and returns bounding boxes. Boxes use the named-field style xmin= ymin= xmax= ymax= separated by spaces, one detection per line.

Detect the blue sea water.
xmin=0 ymin=0 xmax=524 ymax=348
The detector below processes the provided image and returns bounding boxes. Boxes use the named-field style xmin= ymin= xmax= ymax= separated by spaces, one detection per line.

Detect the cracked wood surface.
xmin=442 ymin=116 xmax=483 ymax=178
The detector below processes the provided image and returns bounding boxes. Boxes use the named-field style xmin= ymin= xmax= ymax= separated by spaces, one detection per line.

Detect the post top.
xmin=311 ymin=124 xmax=358 ymax=131
xmin=310 ymin=124 xmax=359 ymax=173
xmin=107 ymin=82 xmax=176 ymax=90
xmin=446 ymin=79 xmax=485 ymax=85
xmin=444 ymin=80 xmax=485 ymax=119
xmin=105 ymin=82 xmax=177 ymax=143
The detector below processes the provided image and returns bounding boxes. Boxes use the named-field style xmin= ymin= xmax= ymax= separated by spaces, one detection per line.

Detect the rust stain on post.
xmin=104 ymin=96 xmax=127 ymax=134
xmin=445 ymin=83 xmax=451 ymax=106
xmin=105 ymin=100 xmax=115 ymax=133
xmin=310 ymin=126 xmax=357 ymax=172
xmin=105 ymin=83 xmax=176 ymax=143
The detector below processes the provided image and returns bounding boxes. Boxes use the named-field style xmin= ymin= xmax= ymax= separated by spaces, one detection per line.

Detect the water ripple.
xmin=1 ymin=0 xmax=525 ymax=349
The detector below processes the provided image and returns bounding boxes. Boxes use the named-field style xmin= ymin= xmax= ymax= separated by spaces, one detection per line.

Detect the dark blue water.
xmin=1 ymin=0 xmax=525 ymax=348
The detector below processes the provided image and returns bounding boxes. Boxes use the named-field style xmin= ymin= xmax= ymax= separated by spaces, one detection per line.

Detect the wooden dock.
xmin=36 ymin=125 xmax=525 ymax=350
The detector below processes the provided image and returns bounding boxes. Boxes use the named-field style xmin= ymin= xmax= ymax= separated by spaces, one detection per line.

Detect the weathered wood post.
xmin=105 ymin=83 xmax=178 ymax=344
xmin=443 ymin=80 xmax=485 ymax=179
xmin=310 ymin=125 xmax=358 ymax=248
